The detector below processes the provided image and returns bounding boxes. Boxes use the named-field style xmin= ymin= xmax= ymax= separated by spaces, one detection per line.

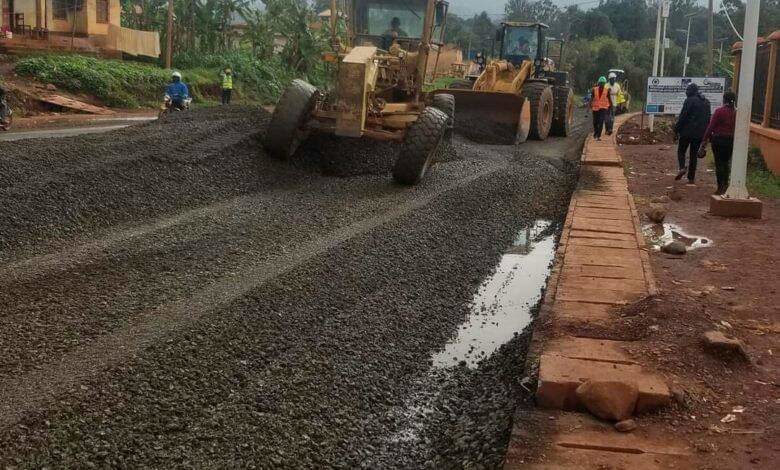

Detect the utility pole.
xmin=723 ymin=0 xmax=760 ymax=201
xmin=682 ymin=14 xmax=694 ymax=77
xmin=660 ymin=1 xmax=669 ymax=77
xmin=165 ymin=0 xmax=174 ymax=69
xmin=707 ymin=0 xmax=714 ymax=75
xmin=649 ymin=2 xmax=663 ymax=131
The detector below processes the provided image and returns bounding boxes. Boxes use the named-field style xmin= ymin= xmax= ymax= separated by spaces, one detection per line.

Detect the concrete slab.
xmin=536 ymin=354 xmax=671 ymax=412
xmin=546 ymin=337 xmax=637 ymax=365
xmin=553 ymin=301 xmax=614 ymax=321
xmin=569 ymin=230 xmax=636 ymax=241
xmin=571 ymin=217 xmax=636 ymax=234
xmin=556 ymin=286 xmax=645 ymax=305
xmin=566 ymin=237 xmax=638 ymax=249
xmin=561 ymin=263 xmax=647 ymax=280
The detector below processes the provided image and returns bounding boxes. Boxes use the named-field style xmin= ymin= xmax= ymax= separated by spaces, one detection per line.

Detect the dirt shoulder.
xmin=618 ymin=138 xmax=779 ymax=469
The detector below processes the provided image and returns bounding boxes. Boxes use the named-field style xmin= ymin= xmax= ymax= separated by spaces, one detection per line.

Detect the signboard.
xmin=662 ymin=0 xmax=670 ymax=18
xmin=645 ymin=76 xmax=726 ymax=115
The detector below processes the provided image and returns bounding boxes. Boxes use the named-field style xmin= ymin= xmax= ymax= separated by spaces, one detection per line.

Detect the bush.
xmin=15 ymin=55 xmax=170 ymax=108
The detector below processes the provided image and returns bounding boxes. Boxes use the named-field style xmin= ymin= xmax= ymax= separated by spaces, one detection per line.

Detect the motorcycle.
xmin=159 ymin=95 xmax=192 ymax=119
xmin=0 ymin=99 xmax=13 ymax=131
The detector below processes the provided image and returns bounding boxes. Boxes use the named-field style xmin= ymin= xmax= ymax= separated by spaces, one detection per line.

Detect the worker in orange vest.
xmin=590 ymin=76 xmax=614 ymax=141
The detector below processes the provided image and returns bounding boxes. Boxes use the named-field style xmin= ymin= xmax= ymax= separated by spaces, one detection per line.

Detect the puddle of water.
xmin=643 ymin=223 xmax=711 ymax=250
xmin=432 ymin=220 xmax=557 ymax=368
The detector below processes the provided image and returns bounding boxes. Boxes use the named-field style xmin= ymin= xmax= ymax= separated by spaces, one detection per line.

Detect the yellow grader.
xmin=441 ymin=22 xmax=574 ymax=144
xmin=263 ymin=0 xmax=454 ymax=185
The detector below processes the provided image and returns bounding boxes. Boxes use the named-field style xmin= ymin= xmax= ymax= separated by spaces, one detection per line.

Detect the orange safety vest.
xmin=591 ymin=86 xmax=611 ymax=111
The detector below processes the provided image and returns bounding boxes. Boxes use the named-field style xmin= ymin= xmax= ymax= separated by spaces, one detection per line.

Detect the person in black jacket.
xmin=674 ymin=83 xmax=711 ymax=185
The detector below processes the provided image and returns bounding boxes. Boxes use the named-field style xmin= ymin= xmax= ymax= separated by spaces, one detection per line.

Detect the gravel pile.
xmin=0 ymin=106 xmax=586 ymax=468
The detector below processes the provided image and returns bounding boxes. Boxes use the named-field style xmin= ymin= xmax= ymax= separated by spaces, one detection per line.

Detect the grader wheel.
xmin=521 ymin=82 xmax=554 ymax=141
xmin=264 ymin=79 xmax=317 ymax=160
xmin=550 ymin=87 xmax=574 ymax=137
xmin=431 ymin=93 xmax=455 ymax=141
xmin=393 ymin=107 xmax=448 ymax=186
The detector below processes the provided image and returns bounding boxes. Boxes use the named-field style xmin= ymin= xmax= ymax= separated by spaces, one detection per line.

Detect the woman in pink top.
xmin=699 ymin=91 xmax=737 ymax=195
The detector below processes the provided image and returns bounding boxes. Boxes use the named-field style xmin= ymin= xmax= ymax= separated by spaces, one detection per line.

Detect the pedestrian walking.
xmin=590 ymin=76 xmax=612 ymax=140
xmin=220 ymin=67 xmax=234 ymax=105
xmin=699 ymin=91 xmax=737 ymax=195
xmin=605 ymin=72 xmax=622 ymax=135
xmin=674 ymin=83 xmax=711 ymax=185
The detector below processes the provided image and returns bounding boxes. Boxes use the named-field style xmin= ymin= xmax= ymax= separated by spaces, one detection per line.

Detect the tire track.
xmin=0 ymin=162 xmax=506 ymax=429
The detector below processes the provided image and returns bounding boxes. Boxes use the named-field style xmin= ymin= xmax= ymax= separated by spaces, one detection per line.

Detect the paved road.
xmin=0 ymin=106 xmax=587 ymax=468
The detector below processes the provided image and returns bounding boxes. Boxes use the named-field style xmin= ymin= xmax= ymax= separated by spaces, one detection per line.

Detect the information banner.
xmin=645 ymin=76 xmax=726 ymax=115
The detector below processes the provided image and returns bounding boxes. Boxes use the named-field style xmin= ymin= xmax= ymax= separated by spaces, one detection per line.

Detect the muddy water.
xmin=643 ymin=223 xmax=712 ymax=250
xmin=432 ymin=220 xmax=557 ymax=368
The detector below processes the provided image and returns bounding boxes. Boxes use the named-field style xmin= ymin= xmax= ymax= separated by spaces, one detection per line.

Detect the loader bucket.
xmin=435 ymin=90 xmax=531 ymax=145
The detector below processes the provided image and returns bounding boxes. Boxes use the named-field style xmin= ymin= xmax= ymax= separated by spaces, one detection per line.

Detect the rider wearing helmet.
xmin=165 ymin=71 xmax=190 ymax=109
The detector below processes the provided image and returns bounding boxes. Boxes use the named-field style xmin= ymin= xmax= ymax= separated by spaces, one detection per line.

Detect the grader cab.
xmin=439 ymin=22 xmax=574 ymax=144
xmin=264 ymin=0 xmax=454 ymax=185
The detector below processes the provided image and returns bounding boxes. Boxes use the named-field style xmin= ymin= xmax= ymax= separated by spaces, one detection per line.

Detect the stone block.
xmin=709 ymin=195 xmax=763 ymax=219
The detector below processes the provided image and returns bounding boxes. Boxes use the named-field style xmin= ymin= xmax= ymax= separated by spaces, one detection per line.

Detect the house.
xmin=2 ymin=0 xmax=121 ymax=37
xmin=0 ymin=1 xmax=158 ymax=58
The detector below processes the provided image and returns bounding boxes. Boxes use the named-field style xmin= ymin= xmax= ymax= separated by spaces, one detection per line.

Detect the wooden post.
xmin=165 ymin=0 xmax=173 ymax=69
xmin=763 ymin=32 xmax=779 ymax=128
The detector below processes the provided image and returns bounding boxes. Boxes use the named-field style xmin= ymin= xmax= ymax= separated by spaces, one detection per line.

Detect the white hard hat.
xmin=608 ymin=72 xmax=617 ymax=79
xmin=172 ymin=71 xmax=182 ymax=79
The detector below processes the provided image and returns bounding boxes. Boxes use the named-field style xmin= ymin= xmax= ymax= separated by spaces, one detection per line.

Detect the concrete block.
xmin=536 ymin=354 xmax=670 ymax=413
xmin=709 ymin=195 xmax=763 ymax=219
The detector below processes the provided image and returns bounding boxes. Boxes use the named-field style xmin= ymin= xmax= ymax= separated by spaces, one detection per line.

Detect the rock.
xmin=661 ymin=241 xmax=687 ymax=255
xmin=702 ymin=330 xmax=749 ymax=360
xmin=650 ymin=195 xmax=670 ymax=204
xmin=669 ymin=384 xmax=686 ymax=404
xmin=45 ymin=83 xmax=57 ymax=91
xmin=646 ymin=205 xmax=667 ymax=223
xmin=615 ymin=419 xmax=637 ymax=432
xmin=575 ymin=380 xmax=638 ymax=421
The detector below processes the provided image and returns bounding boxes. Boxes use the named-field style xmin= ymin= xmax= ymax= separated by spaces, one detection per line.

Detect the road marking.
xmin=0 ymin=163 xmax=506 ymax=429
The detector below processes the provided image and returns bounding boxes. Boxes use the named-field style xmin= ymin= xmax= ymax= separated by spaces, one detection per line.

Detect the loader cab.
xmin=352 ymin=0 xmax=448 ymax=51
xmin=497 ymin=22 xmax=546 ymax=69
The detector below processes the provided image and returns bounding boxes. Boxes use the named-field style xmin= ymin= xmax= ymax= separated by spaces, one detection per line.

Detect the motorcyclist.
xmin=165 ymin=71 xmax=189 ymax=110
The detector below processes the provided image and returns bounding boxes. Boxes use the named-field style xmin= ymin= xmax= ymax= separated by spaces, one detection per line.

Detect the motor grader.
xmin=263 ymin=0 xmax=454 ymax=186
xmin=439 ymin=22 xmax=574 ymax=144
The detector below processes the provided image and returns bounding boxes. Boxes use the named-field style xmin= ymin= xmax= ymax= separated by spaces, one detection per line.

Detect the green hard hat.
xmin=598 ymin=76 xmax=607 ymax=84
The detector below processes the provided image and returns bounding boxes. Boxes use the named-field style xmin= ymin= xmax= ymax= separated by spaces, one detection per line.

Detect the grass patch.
xmin=748 ymin=168 xmax=780 ymax=199
xmin=14 ymin=52 xmax=329 ymax=108
xmin=424 ymin=75 xmax=461 ymax=92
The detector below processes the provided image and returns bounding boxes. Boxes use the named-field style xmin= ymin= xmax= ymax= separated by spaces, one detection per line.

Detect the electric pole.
xmin=708 ymin=0 xmax=714 ymax=75
xmin=724 ymin=0 xmax=761 ymax=200
xmin=166 ymin=0 xmax=174 ymax=69
xmin=649 ymin=1 xmax=663 ymax=131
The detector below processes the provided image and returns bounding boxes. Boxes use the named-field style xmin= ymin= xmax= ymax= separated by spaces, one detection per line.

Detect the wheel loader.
xmin=437 ymin=22 xmax=574 ymax=144
xmin=263 ymin=0 xmax=454 ymax=186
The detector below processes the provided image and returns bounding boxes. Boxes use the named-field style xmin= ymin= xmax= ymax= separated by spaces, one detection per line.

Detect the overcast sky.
xmin=446 ymin=0 xmax=719 ymax=18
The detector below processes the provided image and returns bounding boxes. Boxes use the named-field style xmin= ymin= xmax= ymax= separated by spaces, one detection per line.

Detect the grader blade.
xmin=440 ymin=90 xmax=531 ymax=145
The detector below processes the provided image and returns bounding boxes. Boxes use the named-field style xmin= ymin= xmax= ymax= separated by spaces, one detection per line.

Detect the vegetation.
xmin=445 ymin=0 xmax=776 ymax=95
xmin=747 ymin=147 xmax=780 ymax=199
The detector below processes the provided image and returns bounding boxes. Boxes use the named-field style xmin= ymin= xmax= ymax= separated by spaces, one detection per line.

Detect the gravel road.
xmin=0 ymin=106 xmax=587 ymax=468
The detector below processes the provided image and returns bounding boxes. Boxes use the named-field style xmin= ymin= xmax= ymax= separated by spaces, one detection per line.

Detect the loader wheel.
xmin=393 ymin=107 xmax=448 ymax=186
xmin=264 ymin=79 xmax=317 ymax=160
xmin=431 ymin=94 xmax=455 ymax=141
xmin=448 ymin=80 xmax=474 ymax=90
xmin=521 ymin=82 xmax=554 ymax=140
xmin=550 ymin=87 xmax=574 ymax=137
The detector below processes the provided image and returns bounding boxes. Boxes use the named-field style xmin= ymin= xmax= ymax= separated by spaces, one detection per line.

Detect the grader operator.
xmin=264 ymin=0 xmax=455 ymax=186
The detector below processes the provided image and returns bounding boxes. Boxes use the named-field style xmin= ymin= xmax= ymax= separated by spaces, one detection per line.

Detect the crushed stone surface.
xmin=0 ymin=106 xmax=587 ymax=468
